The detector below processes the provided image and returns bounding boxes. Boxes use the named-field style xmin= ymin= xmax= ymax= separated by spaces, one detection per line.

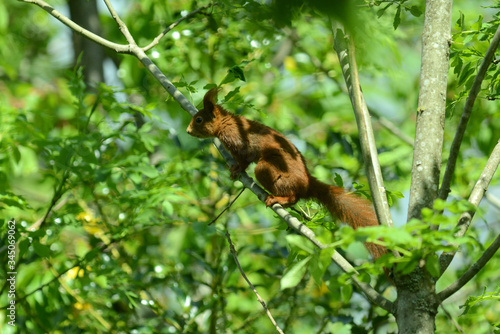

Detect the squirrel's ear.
xmin=203 ymin=87 xmax=220 ymax=113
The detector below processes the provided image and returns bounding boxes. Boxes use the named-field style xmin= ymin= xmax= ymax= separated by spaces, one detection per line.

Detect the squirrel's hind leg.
xmin=254 ymin=155 xmax=306 ymax=208
xmin=265 ymin=194 xmax=297 ymax=207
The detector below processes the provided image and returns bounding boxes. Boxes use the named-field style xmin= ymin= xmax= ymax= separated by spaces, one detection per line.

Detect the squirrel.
xmin=187 ymin=88 xmax=386 ymax=260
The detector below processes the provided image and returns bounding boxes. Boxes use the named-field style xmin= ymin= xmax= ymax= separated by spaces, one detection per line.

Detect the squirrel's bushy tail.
xmin=308 ymin=177 xmax=386 ymax=260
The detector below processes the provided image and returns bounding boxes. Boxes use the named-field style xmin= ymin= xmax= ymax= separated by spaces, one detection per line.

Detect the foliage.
xmin=0 ymin=0 xmax=499 ymax=333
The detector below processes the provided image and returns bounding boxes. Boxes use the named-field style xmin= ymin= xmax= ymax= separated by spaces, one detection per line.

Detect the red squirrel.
xmin=187 ymin=88 xmax=386 ymax=259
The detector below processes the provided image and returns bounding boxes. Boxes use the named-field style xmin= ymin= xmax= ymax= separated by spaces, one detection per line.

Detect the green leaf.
xmin=393 ymin=5 xmax=402 ymax=30
xmin=471 ymin=15 xmax=483 ymax=31
xmin=220 ymin=61 xmax=251 ymax=85
xmin=455 ymin=11 xmax=465 ymax=31
xmin=162 ymin=200 xmax=174 ymax=216
xmin=425 ymin=254 xmax=440 ymax=277
xmin=407 ymin=6 xmax=422 ymax=17
xmin=286 ymin=234 xmax=314 ymax=254
xmin=333 ymin=173 xmax=343 ymax=187
xmin=395 ymin=258 xmax=418 ymax=275
xmin=310 ymin=247 xmax=333 ymax=285
xmin=0 ymin=192 xmax=31 ymax=210
xmin=281 ymin=255 xmax=311 ymax=290
xmin=341 ymin=284 xmax=353 ymax=303
xmin=136 ymin=165 xmax=159 ymax=178
xmin=94 ymin=275 xmax=108 ymax=288
xmin=223 ymin=87 xmax=241 ymax=102
xmin=32 ymin=240 xmax=51 ymax=258
xmin=12 ymin=146 xmax=21 ymax=164
xmin=458 ymin=62 xmax=473 ymax=87
xmin=203 ymin=83 xmax=218 ymax=90
xmin=376 ymin=3 xmax=391 ymax=18
xmin=125 ymin=290 xmax=139 ymax=309
xmin=18 ymin=238 xmax=30 ymax=259
xmin=84 ymin=248 xmax=100 ymax=262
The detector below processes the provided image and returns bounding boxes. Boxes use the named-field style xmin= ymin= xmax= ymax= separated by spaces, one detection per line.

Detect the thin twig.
xmin=209 ymin=188 xmax=246 ymax=225
xmin=439 ymin=304 xmax=465 ymax=334
xmin=370 ymin=111 xmax=414 ymax=146
xmin=439 ymin=23 xmax=500 ymax=202
xmin=438 ymin=233 xmax=500 ymax=301
xmin=143 ymin=3 xmax=216 ymax=52
xmin=439 ymin=139 xmax=500 ymax=274
xmin=225 ymin=230 xmax=285 ymax=334
xmin=485 ymin=192 xmax=500 ymax=210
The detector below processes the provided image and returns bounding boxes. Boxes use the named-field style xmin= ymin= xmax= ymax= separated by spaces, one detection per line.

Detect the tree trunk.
xmin=68 ymin=0 xmax=105 ymax=85
xmin=395 ymin=269 xmax=439 ymax=333
xmin=397 ymin=0 xmax=453 ymax=332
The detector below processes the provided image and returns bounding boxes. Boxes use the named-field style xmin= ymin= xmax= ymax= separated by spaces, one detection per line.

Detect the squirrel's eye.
xmin=195 ymin=116 xmax=203 ymax=124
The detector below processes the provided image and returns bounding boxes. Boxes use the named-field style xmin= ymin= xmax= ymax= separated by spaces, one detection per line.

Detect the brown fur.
xmin=187 ymin=88 xmax=386 ymax=259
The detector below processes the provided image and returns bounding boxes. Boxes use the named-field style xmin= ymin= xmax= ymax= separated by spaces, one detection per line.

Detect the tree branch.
xmin=331 ymin=23 xmax=398 ymax=259
xmin=438 ymin=233 xmax=500 ymax=302
xmin=102 ymin=0 xmax=136 ymax=45
xmin=21 ymin=0 xmax=394 ymax=313
xmin=438 ymin=24 xmax=500 ymax=202
xmin=439 ymin=138 xmax=500 ymax=274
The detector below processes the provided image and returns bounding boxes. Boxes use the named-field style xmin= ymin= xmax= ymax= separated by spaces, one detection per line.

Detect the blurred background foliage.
xmin=0 ymin=0 xmax=499 ymax=333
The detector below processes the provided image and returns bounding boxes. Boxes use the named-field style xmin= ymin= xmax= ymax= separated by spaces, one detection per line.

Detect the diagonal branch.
xmin=439 ymin=139 xmax=500 ymax=275
xmin=438 ymin=233 xmax=500 ymax=302
xmin=21 ymin=0 xmax=394 ymax=313
xmin=439 ymin=24 xmax=500 ymax=202
xmin=370 ymin=110 xmax=414 ymax=147
xmin=331 ymin=23 xmax=398 ymax=259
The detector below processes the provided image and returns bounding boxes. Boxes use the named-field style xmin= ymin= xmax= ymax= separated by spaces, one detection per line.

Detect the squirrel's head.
xmin=187 ymin=88 xmax=225 ymax=138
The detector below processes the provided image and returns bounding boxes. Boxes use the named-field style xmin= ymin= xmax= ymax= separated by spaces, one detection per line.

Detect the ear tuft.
xmin=203 ymin=87 xmax=220 ymax=112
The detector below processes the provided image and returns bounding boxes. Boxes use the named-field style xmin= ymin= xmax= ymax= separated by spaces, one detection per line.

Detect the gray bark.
xmin=398 ymin=0 xmax=453 ymax=333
